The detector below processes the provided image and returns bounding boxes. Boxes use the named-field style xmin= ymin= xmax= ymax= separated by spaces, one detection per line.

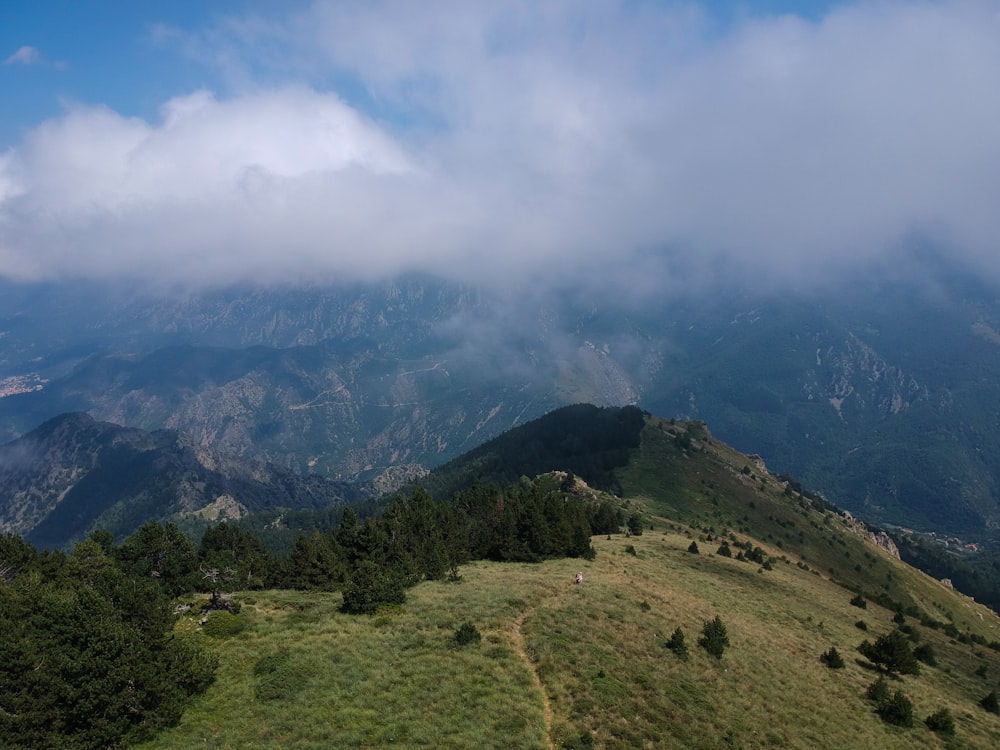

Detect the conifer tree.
xmin=698 ymin=615 xmax=729 ymax=658
xmin=666 ymin=627 xmax=689 ymax=659
xmin=859 ymin=629 xmax=919 ymax=676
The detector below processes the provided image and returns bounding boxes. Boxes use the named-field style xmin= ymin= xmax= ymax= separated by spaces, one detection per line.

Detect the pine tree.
xmin=925 ymin=708 xmax=955 ymax=735
xmin=859 ymin=629 xmax=919 ymax=676
xmin=341 ymin=559 xmax=406 ymax=615
xmin=0 ymin=537 xmax=216 ymax=748
xmin=285 ymin=532 xmax=345 ymax=590
xmin=117 ymin=521 xmax=200 ymax=597
xmin=698 ymin=616 xmax=729 ymax=658
xmin=820 ymin=646 xmax=845 ymax=669
xmin=877 ymin=690 xmax=914 ymax=727
xmin=665 ymin=627 xmax=689 ymax=659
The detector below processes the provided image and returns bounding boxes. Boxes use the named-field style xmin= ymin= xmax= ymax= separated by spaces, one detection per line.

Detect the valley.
xmin=4 ymin=275 xmax=1000 ymax=542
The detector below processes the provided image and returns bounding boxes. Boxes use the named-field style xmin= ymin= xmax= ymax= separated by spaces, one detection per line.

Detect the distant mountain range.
xmin=2 ymin=272 xmax=1000 ymax=541
xmin=0 ymin=412 xmax=362 ymax=549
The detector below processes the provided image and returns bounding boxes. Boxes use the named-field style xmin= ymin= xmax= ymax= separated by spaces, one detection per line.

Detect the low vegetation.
xmin=132 ymin=527 xmax=1000 ymax=749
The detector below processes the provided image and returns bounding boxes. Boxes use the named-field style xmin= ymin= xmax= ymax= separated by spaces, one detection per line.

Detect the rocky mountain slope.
xmin=0 ymin=412 xmax=362 ymax=549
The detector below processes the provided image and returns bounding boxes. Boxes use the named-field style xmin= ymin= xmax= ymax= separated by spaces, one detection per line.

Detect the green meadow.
xmin=143 ymin=525 xmax=1000 ymax=749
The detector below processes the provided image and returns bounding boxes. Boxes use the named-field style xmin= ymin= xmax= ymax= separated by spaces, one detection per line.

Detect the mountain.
xmin=137 ymin=405 xmax=1000 ymax=750
xmin=4 ymin=273 xmax=1000 ymax=542
xmin=0 ymin=412 xmax=362 ymax=549
xmin=6 ymin=403 xmax=1000 ymax=748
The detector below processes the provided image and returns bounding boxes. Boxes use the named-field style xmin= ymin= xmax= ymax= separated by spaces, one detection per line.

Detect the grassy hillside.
xmin=141 ymin=531 xmax=1000 ymax=749
xmin=140 ymin=415 xmax=1000 ymax=749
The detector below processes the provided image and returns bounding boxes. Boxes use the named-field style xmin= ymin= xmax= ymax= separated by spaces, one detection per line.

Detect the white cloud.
xmin=2 ymin=1 xmax=1000 ymax=289
xmin=4 ymin=46 xmax=41 ymax=65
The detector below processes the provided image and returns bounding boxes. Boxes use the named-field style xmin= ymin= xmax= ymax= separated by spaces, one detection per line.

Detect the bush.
xmin=253 ymin=650 xmax=305 ymax=701
xmin=850 ymin=593 xmax=867 ymax=609
xmin=877 ymin=690 xmax=914 ymax=727
xmin=716 ymin=542 xmax=732 ymax=557
xmin=855 ymin=620 xmax=868 ymax=631
xmin=820 ymin=647 xmax=845 ymax=669
xmin=866 ymin=677 xmax=890 ymax=704
xmin=924 ymin=708 xmax=955 ymax=736
xmin=698 ymin=616 xmax=729 ymax=659
xmin=913 ymin=643 xmax=937 ymax=667
xmin=981 ymin=690 xmax=999 ymax=714
xmin=665 ymin=627 xmax=688 ymax=660
xmin=201 ymin=610 xmax=246 ymax=639
xmin=687 ymin=541 xmax=700 ymax=554
xmin=453 ymin=621 xmax=482 ymax=647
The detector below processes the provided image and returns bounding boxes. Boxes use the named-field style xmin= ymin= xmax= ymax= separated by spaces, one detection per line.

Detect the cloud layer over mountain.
xmin=2 ymin=1 xmax=999 ymax=289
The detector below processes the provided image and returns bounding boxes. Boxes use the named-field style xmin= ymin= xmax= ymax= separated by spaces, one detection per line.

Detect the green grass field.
xmin=142 ymin=520 xmax=1000 ymax=749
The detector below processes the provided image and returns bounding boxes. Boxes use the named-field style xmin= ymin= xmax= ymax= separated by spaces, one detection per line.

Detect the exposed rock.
xmin=869 ymin=530 xmax=900 ymax=560
xmin=840 ymin=510 xmax=900 ymax=559
xmin=370 ymin=463 xmax=430 ymax=496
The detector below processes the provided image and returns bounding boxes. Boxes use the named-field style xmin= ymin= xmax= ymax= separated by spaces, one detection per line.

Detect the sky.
xmin=1 ymin=0 xmax=999 ymax=291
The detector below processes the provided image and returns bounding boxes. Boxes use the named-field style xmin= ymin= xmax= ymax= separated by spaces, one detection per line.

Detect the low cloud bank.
xmin=2 ymin=1 xmax=999 ymax=291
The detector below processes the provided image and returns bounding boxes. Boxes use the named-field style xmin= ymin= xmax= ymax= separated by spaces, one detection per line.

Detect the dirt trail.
xmin=511 ymin=608 xmax=556 ymax=750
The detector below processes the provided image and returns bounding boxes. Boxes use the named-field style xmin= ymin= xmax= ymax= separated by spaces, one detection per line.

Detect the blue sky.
xmin=1 ymin=0 xmax=840 ymax=144
xmin=1 ymin=1 xmax=260 ymax=144
xmin=1 ymin=1 xmax=998 ymax=289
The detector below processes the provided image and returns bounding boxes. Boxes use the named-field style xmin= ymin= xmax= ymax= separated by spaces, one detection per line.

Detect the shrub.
xmin=201 ymin=610 xmax=246 ymax=639
xmin=892 ymin=611 xmax=906 ymax=624
xmin=453 ymin=621 xmax=482 ymax=647
xmin=981 ymin=690 xmax=999 ymax=714
xmin=253 ymin=650 xmax=305 ymax=701
xmin=687 ymin=541 xmax=700 ymax=554
xmin=716 ymin=542 xmax=732 ymax=557
xmin=877 ymin=690 xmax=914 ymax=727
xmin=850 ymin=593 xmax=867 ymax=609
xmin=924 ymin=708 xmax=955 ymax=736
xmin=665 ymin=627 xmax=688 ymax=660
xmin=698 ymin=616 xmax=729 ymax=659
xmin=820 ymin=647 xmax=845 ymax=669
xmin=913 ymin=643 xmax=937 ymax=667
xmin=625 ymin=545 xmax=637 ymax=556
xmin=866 ymin=676 xmax=891 ymax=704
xmin=855 ymin=620 xmax=868 ymax=631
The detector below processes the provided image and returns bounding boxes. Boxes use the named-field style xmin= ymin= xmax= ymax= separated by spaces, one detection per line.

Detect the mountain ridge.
xmin=0 ymin=412 xmax=364 ymax=549
xmin=4 ymin=275 xmax=1000 ymax=541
